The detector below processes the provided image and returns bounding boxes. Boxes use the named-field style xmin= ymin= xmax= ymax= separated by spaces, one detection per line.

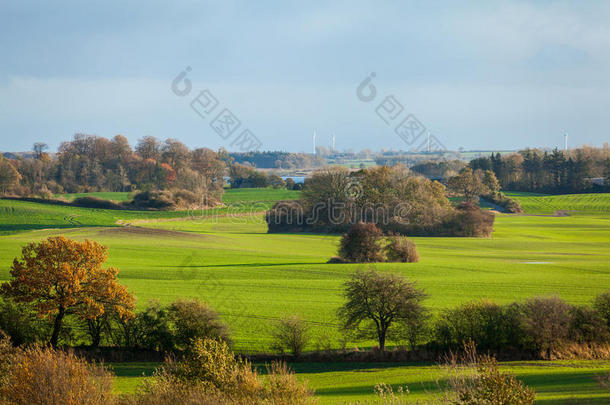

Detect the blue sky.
xmin=1 ymin=1 xmax=609 ymax=152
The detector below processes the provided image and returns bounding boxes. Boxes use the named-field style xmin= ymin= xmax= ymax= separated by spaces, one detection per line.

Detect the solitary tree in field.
xmin=338 ymin=269 xmax=427 ymax=351
xmin=1 ymin=236 xmax=135 ymax=347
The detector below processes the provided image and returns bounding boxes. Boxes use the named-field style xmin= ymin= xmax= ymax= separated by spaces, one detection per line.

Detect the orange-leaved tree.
xmin=1 ymin=236 xmax=135 ymax=347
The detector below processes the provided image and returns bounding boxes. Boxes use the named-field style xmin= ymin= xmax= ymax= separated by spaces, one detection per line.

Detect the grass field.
xmin=505 ymin=192 xmax=610 ymax=215
xmin=110 ymin=360 xmax=610 ymax=404
xmin=1 ymin=189 xmax=609 ymax=402
xmin=55 ymin=191 xmax=134 ymax=201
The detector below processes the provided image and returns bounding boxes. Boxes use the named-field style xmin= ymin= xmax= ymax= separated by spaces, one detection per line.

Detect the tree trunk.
xmin=378 ymin=328 xmax=386 ymax=351
xmin=50 ymin=306 xmax=65 ymax=348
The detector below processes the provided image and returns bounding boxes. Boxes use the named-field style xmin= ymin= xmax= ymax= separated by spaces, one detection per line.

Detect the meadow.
xmin=0 ymin=189 xmax=609 ymax=402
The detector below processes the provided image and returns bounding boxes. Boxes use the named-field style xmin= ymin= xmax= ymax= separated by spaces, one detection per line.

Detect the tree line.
xmin=0 ymin=134 xmax=227 ymax=203
xmin=469 ymin=146 xmax=610 ymax=194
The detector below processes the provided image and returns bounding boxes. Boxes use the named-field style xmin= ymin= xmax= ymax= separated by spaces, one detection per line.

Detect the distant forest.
xmin=469 ymin=147 xmax=609 ymax=194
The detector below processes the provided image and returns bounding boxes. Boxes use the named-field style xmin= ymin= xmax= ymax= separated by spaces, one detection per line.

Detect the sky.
xmin=1 ymin=0 xmax=610 ymax=153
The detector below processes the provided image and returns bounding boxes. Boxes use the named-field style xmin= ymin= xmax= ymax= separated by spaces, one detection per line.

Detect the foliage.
xmin=168 ymin=299 xmax=230 ymax=349
xmin=518 ymin=296 xmax=572 ymax=358
xmin=435 ymin=300 xmax=521 ymax=351
xmin=448 ymin=168 xmax=489 ymax=202
xmin=470 ymin=147 xmax=610 ymax=194
xmin=271 ymin=314 xmax=310 ymax=357
xmin=1 ymin=236 xmax=135 ymax=347
xmin=594 ymin=291 xmax=610 ymax=329
xmin=141 ymin=338 xmax=316 ymax=404
xmin=339 ymin=222 xmax=385 ymax=263
xmin=384 ymin=235 xmax=419 ymax=263
xmin=338 ymin=269 xmax=427 ymax=351
xmin=444 ymin=344 xmax=536 ymax=405
xmin=0 ymin=297 xmax=50 ymax=346
xmin=0 ymin=344 xmax=115 ymax=405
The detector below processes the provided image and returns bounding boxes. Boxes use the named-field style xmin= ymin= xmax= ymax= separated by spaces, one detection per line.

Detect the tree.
xmin=271 ymin=314 xmax=310 ymax=358
xmin=0 ymin=157 xmax=21 ymax=194
xmin=285 ymin=177 xmax=296 ymax=190
xmin=448 ymin=168 xmax=488 ymax=202
xmin=338 ymin=269 xmax=427 ymax=351
xmin=1 ymin=236 xmax=135 ymax=347
xmin=483 ymin=170 xmax=501 ymax=195
xmin=32 ymin=142 xmax=48 ymax=159
xmin=338 ymin=222 xmax=384 ymax=263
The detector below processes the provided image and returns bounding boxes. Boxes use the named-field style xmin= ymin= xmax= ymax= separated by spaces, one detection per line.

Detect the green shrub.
xmin=168 ymin=299 xmax=230 ymax=349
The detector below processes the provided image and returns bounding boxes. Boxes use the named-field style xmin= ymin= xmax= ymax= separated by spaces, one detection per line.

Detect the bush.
xmin=569 ymin=306 xmax=610 ymax=344
xmin=0 ymin=297 xmax=50 ymax=346
xmin=519 ymin=296 xmax=572 ymax=358
xmin=72 ymin=196 xmax=123 ymax=209
xmin=130 ymin=190 xmax=176 ymax=209
xmin=434 ymin=300 xmax=522 ymax=352
xmin=0 ymin=345 xmax=115 ymax=405
xmin=168 ymin=299 xmax=230 ymax=350
xmin=444 ymin=346 xmax=535 ymax=405
xmin=265 ymin=201 xmax=305 ymax=233
xmin=594 ymin=291 xmax=610 ymax=329
xmin=142 ymin=338 xmax=316 ymax=404
xmin=114 ymin=300 xmax=173 ymax=351
xmin=446 ymin=202 xmax=495 ymax=237
xmin=385 ymin=235 xmax=419 ymax=263
xmin=339 ymin=222 xmax=385 ymax=263
xmin=271 ymin=314 xmax=310 ymax=358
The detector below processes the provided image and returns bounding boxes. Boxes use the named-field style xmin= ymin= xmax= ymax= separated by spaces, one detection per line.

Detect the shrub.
xmin=339 ymin=222 xmax=385 ymax=263
xmin=113 ymin=300 xmax=173 ymax=351
xmin=594 ymin=291 xmax=610 ymax=329
xmin=285 ymin=178 xmax=296 ymax=190
xmin=0 ymin=345 xmax=115 ymax=405
xmin=271 ymin=314 xmax=310 ymax=358
xmin=446 ymin=202 xmax=495 ymax=237
xmin=0 ymin=297 xmax=50 ymax=346
xmin=130 ymin=190 xmax=176 ymax=209
xmin=443 ymin=343 xmax=535 ymax=405
xmin=385 ymin=235 xmax=419 ymax=263
xmin=519 ymin=296 xmax=572 ymax=358
xmin=435 ymin=300 xmax=519 ymax=352
xmin=168 ymin=299 xmax=230 ymax=349
xmin=569 ymin=306 xmax=610 ymax=344
xmin=265 ymin=200 xmax=305 ymax=233
xmin=72 ymin=196 xmax=123 ymax=209
xmin=172 ymin=189 xmax=200 ymax=207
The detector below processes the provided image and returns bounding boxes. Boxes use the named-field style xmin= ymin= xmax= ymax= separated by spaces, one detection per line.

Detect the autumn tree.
xmin=0 ymin=157 xmax=21 ymax=194
xmin=338 ymin=269 xmax=427 ymax=351
xmin=483 ymin=170 xmax=501 ymax=195
xmin=1 ymin=236 xmax=135 ymax=347
xmin=448 ymin=168 xmax=489 ymax=202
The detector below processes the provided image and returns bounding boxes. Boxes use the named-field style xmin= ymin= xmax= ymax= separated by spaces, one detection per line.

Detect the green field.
xmin=1 ymin=190 xmax=609 ymax=402
xmin=505 ymin=192 xmax=610 ymax=215
xmin=110 ymin=360 xmax=610 ymax=404
xmin=55 ymin=191 xmax=134 ymax=201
